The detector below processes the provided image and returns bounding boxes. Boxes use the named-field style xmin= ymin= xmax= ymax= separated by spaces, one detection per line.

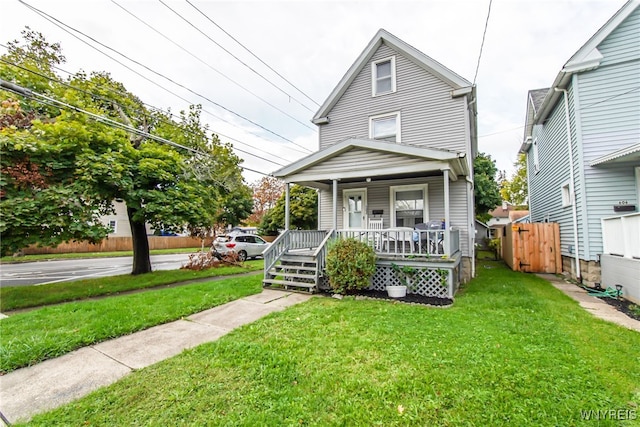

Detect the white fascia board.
xmin=273 ymin=138 xmax=462 ymax=178
xmin=563 ymin=48 xmax=603 ymax=73
xmin=285 ymin=160 xmax=452 ymax=183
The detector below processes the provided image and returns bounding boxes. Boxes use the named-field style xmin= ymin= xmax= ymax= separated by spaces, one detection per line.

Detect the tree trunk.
xmin=127 ymin=206 xmax=152 ymax=275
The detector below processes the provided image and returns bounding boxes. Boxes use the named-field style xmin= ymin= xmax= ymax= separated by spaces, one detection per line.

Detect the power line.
xmin=0 ymin=57 xmax=289 ymax=167
xmin=159 ymin=0 xmax=315 ymax=114
xmin=473 ymin=0 xmax=492 ymax=86
xmin=185 ymin=0 xmax=320 ymax=108
xmin=111 ymin=0 xmax=316 ymax=132
xmin=18 ymin=0 xmax=313 ymax=154
xmin=581 ymin=85 xmax=640 ymax=110
xmin=0 ymin=79 xmax=271 ymax=177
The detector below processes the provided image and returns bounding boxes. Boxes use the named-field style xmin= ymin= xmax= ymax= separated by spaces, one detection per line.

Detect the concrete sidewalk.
xmin=537 ymin=273 xmax=640 ymax=333
xmin=0 ymin=289 xmax=312 ymax=425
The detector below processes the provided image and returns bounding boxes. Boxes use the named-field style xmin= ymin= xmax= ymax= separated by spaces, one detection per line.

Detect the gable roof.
xmin=271 ymin=138 xmax=469 ymax=185
xmin=521 ymin=88 xmax=550 ymax=150
xmin=312 ymin=28 xmax=474 ymax=124
xmin=534 ymin=0 xmax=639 ymax=125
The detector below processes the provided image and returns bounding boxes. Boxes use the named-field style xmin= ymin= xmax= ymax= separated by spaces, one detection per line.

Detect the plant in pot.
xmin=325 ymin=238 xmax=377 ymax=295
xmin=389 ymin=263 xmax=420 ymax=298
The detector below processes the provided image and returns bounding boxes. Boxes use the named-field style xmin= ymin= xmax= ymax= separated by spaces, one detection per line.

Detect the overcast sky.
xmin=0 ymin=0 xmax=627 ymax=183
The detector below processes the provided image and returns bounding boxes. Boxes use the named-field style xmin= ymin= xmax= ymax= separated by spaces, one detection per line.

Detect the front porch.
xmin=263 ymin=229 xmax=462 ymax=298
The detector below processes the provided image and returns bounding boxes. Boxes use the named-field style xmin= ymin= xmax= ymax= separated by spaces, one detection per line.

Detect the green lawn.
xmin=0 ymin=260 xmax=263 ymax=311
xmin=0 ymin=274 xmax=263 ymax=373
xmin=19 ymin=260 xmax=640 ymax=426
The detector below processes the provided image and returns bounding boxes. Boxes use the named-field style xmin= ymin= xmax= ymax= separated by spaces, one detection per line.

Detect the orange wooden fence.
xmin=22 ymin=236 xmax=211 ymax=255
xmin=502 ymin=223 xmax=561 ymax=274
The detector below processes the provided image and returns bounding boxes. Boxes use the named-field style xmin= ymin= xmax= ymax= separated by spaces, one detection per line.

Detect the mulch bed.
xmin=323 ymin=289 xmax=453 ymax=307
xmin=592 ymin=294 xmax=640 ymax=321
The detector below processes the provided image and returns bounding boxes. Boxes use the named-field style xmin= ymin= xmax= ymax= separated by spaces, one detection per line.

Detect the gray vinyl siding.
xmin=597 ymin=6 xmax=640 ymax=67
xmin=528 ymin=7 xmax=640 ymax=262
xmin=318 ymin=43 xmax=468 ymax=153
xmin=574 ymin=12 xmax=640 ymax=258
xmin=529 ymin=89 xmax=584 ymax=259
xmin=317 ymin=176 xmax=471 ymax=256
xmin=303 ymin=148 xmax=427 ymax=176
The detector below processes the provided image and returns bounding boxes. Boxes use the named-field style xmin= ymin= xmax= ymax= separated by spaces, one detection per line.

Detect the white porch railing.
xmin=601 ymin=212 xmax=640 ymax=259
xmin=337 ymin=228 xmax=460 ymax=258
xmin=263 ymin=230 xmax=330 ymax=278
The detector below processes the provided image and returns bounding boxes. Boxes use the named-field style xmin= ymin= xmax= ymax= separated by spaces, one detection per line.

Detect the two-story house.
xmin=262 ymin=29 xmax=477 ymax=299
xmin=520 ymin=0 xmax=639 ymax=303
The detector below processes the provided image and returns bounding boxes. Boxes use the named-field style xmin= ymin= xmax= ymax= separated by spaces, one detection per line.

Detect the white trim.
xmin=369 ymin=111 xmax=401 ymax=142
xmin=590 ymin=142 xmax=640 ymax=166
xmin=389 ymin=183 xmax=429 ymax=228
xmin=108 ymin=220 xmax=117 ymax=234
xmin=371 ymin=56 xmax=396 ymax=97
xmin=561 ymin=180 xmax=573 ymax=207
xmin=635 ymin=167 xmax=640 ymax=206
xmin=343 ymin=188 xmax=368 ymax=229
xmin=532 ymin=138 xmax=540 ymax=174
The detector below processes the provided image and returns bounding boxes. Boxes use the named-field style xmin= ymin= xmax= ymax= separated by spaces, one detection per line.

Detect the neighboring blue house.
xmin=263 ymin=29 xmax=478 ymax=298
xmin=520 ymin=0 xmax=640 ymax=302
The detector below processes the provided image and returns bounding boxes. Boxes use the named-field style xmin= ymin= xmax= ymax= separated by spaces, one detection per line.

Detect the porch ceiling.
xmin=272 ymin=138 xmax=468 ymax=187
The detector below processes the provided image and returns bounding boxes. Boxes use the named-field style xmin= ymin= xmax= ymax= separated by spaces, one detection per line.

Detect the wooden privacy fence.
xmin=502 ymin=223 xmax=561 ymax=274
xmin=23 ymin=236 xmax=210 ymax=255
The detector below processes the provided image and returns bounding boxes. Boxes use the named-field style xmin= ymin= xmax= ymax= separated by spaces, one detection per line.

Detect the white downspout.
xmin=466 ymin=176 xmax=476 ymax=279
xmin=556 ymin=87 xmax=581 ymax=281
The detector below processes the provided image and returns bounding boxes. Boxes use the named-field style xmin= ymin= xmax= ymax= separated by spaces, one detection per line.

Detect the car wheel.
xmin=238 ymin=250 xmax=248 ymax=262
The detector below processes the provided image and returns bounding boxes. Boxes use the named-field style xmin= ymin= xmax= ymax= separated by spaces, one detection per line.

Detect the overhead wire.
xmin=0 ymin=57 xmax=288 ymax=167
xmin=473 ymin=0 xmax=492 ymax=86
xmin=185 ymin=0 xmax=320 ymax=108
xmin=0 ymin=79 xmax=271 ymax=177
xmin=158 ymin=0 xmax=315 ymax=114
xmin=18 ymin=0 xmax=313 ymax=154
xmin=110 ymin=0 xmax=316 ymax=132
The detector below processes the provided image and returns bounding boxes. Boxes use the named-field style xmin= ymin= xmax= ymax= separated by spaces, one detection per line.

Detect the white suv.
xmin=212 ymin=233 xmax=270 ymax=261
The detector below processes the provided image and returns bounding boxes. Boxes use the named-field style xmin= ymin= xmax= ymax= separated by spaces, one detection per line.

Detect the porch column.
xmin=443 ymin=169 xmax=450 ymax=255
xmin=332 ymin=179 xmax=338 ymax=230
xmin=285 ymin=183 xmax=290 ymax=231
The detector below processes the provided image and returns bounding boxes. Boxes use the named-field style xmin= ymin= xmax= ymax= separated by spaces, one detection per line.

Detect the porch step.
xmin=268 ymin=270 xmax=315 ymax=279
xmin=280 ymin=255 xmax=316 ymax=264
xmin=263 ymin=279 xmax=316 ymax=290
xmin=272 ymin=264 xmax=317 ymax=272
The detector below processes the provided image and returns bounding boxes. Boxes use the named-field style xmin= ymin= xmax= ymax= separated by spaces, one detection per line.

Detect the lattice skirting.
xmin=319 ymin=265 xmax=454 ymax=298
xmin=370 ymin=265 xmax=450 ymax=298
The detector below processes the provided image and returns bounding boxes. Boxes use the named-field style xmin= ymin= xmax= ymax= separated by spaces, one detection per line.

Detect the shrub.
xmin=325 ymin=238 xmax=376 ymax=294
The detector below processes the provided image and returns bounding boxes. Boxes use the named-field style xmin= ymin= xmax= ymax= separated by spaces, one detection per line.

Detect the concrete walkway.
xmin=0 ymin=289 xmax=312 ymax=425
xmin=537 ymin=273 xmax=640 ymax=333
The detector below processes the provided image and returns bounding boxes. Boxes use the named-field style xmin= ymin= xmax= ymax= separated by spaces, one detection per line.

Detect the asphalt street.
xmin=0 ymin=254 xmax=192 ymax=287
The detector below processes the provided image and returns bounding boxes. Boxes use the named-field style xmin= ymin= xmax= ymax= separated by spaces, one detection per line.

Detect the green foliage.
xmin=261 ymin=184 xmax=318 ymax=231
xmin=500 ymin=153 xmax=528 ymax=205
xmin=390 ymin=263 xmax=419 ymax=289
xmin=473 ymin=152 xmax=502 ymax=220
xmin=0 ymin=31 xmax=251 ymax=263
xmin=325 ymin=238 xmax=376 ymax=294
xmin=257 ymin=209 xmax=280 ymax=236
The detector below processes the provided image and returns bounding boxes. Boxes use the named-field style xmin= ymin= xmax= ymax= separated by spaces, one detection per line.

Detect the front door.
xmin=343 ymin=189 xmax=367 ymax=229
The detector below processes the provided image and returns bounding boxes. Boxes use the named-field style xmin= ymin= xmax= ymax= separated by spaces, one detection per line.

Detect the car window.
xmin=215 ymin=236 xmax=230 ymax=242
xmin=254 ymin=236 xmax=267 ymax=244
xmin=235 ymin=236 xmax=247 ymax=243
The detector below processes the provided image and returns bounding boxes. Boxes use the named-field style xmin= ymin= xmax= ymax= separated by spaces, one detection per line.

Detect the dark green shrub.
xmin=325 ymin=238 xmax=376 ymax=294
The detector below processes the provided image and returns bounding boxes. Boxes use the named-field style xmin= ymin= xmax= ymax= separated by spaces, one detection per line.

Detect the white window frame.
xmin=369 ymin=111 xmax=401 ymax=142
xmin=108 ymin=220 xmax=117 ymax=233
xmin=561 ymin=180 xmax=573 ymax=207
xmin=371 ymin=56 xmax=396 ymax=97
xmin=343 ymin=188 xmax=368 ymax=229
xmin=532 ymin=138 xmax=540 ymax=174
xmin=389 ymin=184 xmax=429 ymax=228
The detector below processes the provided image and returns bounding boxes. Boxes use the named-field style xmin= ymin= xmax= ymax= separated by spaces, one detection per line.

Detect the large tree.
xmin=500 ymin=153 xmax=528 ymax=206
xmin=473 ymin=152 xmax=502 ymax=222
xmin=0 ymin=29 xmax=251 ymax=273
xmin=246 ymin=176 xmax=285 ymax=225
xmin=259 ymin=185 xmax=317 ymax=233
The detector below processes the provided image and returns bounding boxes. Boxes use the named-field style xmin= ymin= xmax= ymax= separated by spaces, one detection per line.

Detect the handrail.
xmin=313 ymin=230 xmax=335 ymax=285
xmin=263 ymin=230 xmax=291 ymax=279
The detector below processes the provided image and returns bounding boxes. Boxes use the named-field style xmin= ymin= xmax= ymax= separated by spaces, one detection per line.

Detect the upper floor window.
xmin=372 ymin=56 xmax=396 ymax=96
xmin=561 ymin=181 xmax=572 ymax=207
xmin=370 ymin=112 xmax=401 ymax=142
